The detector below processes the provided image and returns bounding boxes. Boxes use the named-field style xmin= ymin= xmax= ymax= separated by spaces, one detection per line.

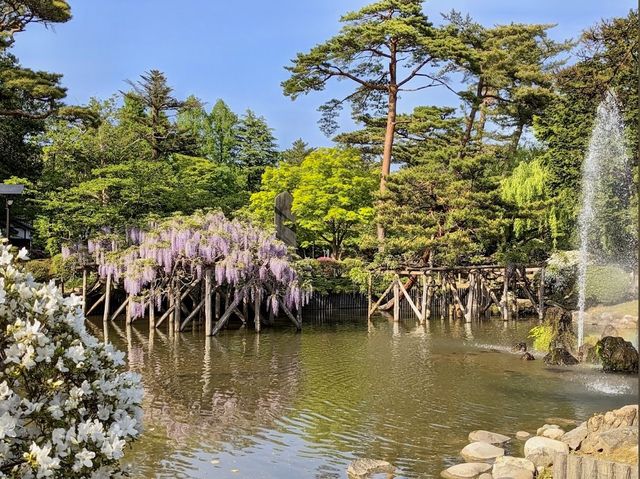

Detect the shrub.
xmin=23 ymin=258 xmax=53 ymax=283
xmin=528 ymin=324 xmax=554 ymax=352
xmin=585 ymin=265 xmax=632 ymax=306
xmin=0 ymin=245 xmax=143 ymax=477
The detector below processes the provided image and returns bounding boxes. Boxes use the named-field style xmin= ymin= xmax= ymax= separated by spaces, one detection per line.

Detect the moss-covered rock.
xmin=595 ymin=336 xmax=639 ymax=373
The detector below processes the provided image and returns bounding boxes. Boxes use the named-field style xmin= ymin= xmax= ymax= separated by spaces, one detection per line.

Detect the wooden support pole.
xmin=596 ymin=460 xmax=614 ymax=478
xmin=86 ymin=292 xmax=105 ymax=316
xmin=81 ymin=268 xmax=88 ymax=314
xmin=280 ymin=302 xmax=302 ymax=330
xmin=126 ymin=295 xmax=133 ymax=324
xmin=566 ymin=453 xmax=581 ymax=479
xmin=538 ymin=266 xmax=545 ymax=321
xmin=210 ymin=290 xmax=244 ymax=336
xmin=215 ymin=289 xmax=221 ymax=320
xmin=393 ymin=277 xmax=400 ymax=322
xmin=102 ymin=274 xmax=112 ymax=324
xmin=580 ymin=456 xmax=597 ymax=479
xmin=367 ymin=273 xmax=372 ymax=321
xmin=398 ymin=279 xmax=421 ymax=320
xmin=254 ymin=294 xmax=261 ymax=332
xmin=173 ymin=287 xmax=181 ymax=332
xmin=111 ymin=296 xmax=131 ymax=322
xmin=465 ymin=272 xmax=475 ymax=323
xmin=501 ymin=266 xmax=510 ymax=321
xmin=149 ymin=300 xmax=155 ymax=332
xmin=204 ymin=269 xmax=213 ymax=335
xmin=179 ymin=298 xmax=205 ymax=331
xmin=369 ymin=281 xmax=394 ymax=317
xmin=421 ymin=274 xmax=428 ymax=323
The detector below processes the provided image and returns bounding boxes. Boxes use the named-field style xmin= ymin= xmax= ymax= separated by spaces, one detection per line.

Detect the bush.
xmin=295 ymin=257 xmax=366 ymax=294
xmin=23 ymin=258 xmax=54 ymax=283
xmin=0 ymin=245 xmax=142 ymax=477
xmin=585 ymin=265 xmax=632 ymax=306
xmin=528 ymin=324 xmax=554 ymax=352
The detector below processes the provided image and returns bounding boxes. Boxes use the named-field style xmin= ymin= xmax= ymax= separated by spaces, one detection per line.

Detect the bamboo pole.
xmin=102 ymin=274 xmax=112 ymax=324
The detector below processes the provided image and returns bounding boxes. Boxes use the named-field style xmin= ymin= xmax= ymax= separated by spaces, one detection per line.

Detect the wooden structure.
xmin=553 ymin=453 xmax=638 ymax=479
xmin=82 ymin=268 xmax=303 ymax=336
xmin=368 ymin=265 xmax=545 ymax=323
xmin=274 ymin=191 xmax=296 ymax=248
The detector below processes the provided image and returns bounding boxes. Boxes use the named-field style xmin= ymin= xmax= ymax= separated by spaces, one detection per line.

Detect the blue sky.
xmin=13 ymin=1 xmax=635 ymax=149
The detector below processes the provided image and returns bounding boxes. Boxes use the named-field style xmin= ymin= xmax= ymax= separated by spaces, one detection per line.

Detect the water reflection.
xmin=89 ymin=315 xmax=638 ymax=479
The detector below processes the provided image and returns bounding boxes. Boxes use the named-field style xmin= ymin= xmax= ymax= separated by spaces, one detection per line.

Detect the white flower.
xmin=17 ymin=247 xmax=29 ymax=260
xmin=72 ymin=448 xmax=95 ymax=471
xmin=0 ymin=412 xmax=16 ymax=439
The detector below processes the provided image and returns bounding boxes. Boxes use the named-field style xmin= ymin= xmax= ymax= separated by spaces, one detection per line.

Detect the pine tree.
xmin=280 ymin=138 xmax=313 ymax=165
xmin=234 ymin=109 xmax=278 ymax=191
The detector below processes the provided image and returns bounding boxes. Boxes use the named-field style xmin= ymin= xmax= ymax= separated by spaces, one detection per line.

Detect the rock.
xmin=622 ymin=314 xmax=637 ymax=324
xmin=541 ymin=427 xmax=565 ymax=441
xmin=543 ymin=348 xmax=578 ymax=366
xmin=516 ymin=431 xmax=531 ymax=440
xmin=544 ymin=417 xmax=579 ymax=428
xmin=468 ymin=430 xmax=511 ymax=446
xmin=478 ymin=474 xmax=492 ymax=479
xmin=560 ymin=424 xmax=588 ymax=450
xmin=586 ymin=405 xmax=637 ymax=433
xmin=581 ymin=425 xmax=638 ymax=455
xmin=578 ymin=343 xmax=600 ymax=364
xmin=520 ymin=352 xmax=535 ymax=361
xmin=461 ymin=442 xmax=505 ymax=464
xmin=524 ymin=436 xmax=569 ymax=462
xmin=601 ymin=324 xmax=620 ymax=338
xmin=595 ymin=336 xmax=639 ymax=373
xmin=441 ymin=463 xmax=492 ymax=479
xmin=526 ymin=452 xmax=552 ymax=468
xmin=347 ymin=458 xmax=395 ymax=477
xmin=512 ymin=342 xmax=527 ymax=353
xmin=492 ymin=456 xmax=535 ymax=479
xmin=536 ymin=424 xmax=560 ymax=436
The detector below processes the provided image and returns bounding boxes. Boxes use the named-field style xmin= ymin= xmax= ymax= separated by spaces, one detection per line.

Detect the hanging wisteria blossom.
xmin=0 ymin=244 xmax=143 ymax=478
xmin=71 ymin=211 xmax=310 ymax=319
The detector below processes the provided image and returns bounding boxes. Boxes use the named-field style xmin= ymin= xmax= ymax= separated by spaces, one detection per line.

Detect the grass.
xmin=587 ymin=300 xmax=638 ymax=318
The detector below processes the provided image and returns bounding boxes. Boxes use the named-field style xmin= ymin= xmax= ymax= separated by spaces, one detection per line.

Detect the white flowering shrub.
xmin=0 ymin=245 xmax=143 ymax=478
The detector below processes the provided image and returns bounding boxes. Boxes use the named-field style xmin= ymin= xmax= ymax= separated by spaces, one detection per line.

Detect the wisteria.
xmin=69 ymin=212 xmax=310 ymax=319
xmin=0 ymin=244 xmax=143 ymax=478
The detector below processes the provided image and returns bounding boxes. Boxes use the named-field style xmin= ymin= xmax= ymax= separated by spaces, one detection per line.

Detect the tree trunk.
xmin=460 ymin=77 xmax=484 ymax=155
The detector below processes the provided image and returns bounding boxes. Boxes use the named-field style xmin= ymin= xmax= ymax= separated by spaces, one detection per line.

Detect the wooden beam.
xmin=102 ymin=274 xmax=112 ymax=324
xmin=368 ymin=281 xmax=394 ymax=316
xmin=280 ymin=302 xmax=302 ymax=330
xmin=254 ymin=295 xmax=261 ymax=332
xmin=210 ymin=290 xmax=245 ymax=336
xmin=393 ymin=277 xmax=400 ymax=322
xmin=204 ymin=269 xmax=212 ymax=335
xmin=81 ymin=268 xmax=88 ymax=314
xmin=180 ymin=298 xmax=205 ymax=331
xmin=86 ymin=292 xmax=105 ymax=316
xmin=110 ymin=296 xmax=131 ymax=322
xmin=398 ymin=278 xmax=421 ymax=320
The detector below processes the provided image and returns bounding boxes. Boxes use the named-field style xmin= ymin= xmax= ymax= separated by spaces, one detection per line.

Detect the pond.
xmin=88 ymin=314 xmax=638 ymax=479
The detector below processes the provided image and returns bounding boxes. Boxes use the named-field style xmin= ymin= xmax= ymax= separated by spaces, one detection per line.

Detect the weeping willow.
xmin=501 ymin=159 xmax=561 ymax=244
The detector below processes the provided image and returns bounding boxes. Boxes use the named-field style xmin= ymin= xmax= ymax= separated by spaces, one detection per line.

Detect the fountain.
xmin=576 ymin=91 xmax=633 ymax=347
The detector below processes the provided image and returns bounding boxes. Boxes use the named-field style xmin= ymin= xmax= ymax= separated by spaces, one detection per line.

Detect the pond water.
xmin=88 ymin=314 xmax=638 ymax=479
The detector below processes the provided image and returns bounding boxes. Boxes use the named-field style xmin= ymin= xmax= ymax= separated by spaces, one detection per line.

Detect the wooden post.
xmin=597 ymin=460 xmax=614 ymax=478
xmin=81 ymin=268 xmax=88 ymax=314
xmin=367 ymin=273 xmax=372 ymax=321
xmin=102 ymin=274 xmax=111 ymax=324
xmin=465 ymin=272 xmax=475 ymax=323
xmin=501 ymin=266 xmax=510 ymax=321
xmin=254 ymin=294 xmax=261 ymax=333
xmin=580 ymin=456 xmax=597 ymax=479
xmin=149 ymin=300 xmax=155 ymax=332
xmin=538 ymin=266 xmax=545 ymax=321
xmin=215 ymin=289 xmax=221 ymax=319
xmin=125 ymin=294 xmax=132 ymax=325
xmin=174 ymin=286 xmax=181 ymax=333
xmin=614 ymin=462 xmax=632 ymax=479
xmin=204 ymin=269 xmax=213 ymax=335
xmin=393 ymin=277 xmax=400 ymax=322
xmin=421 ymin=274 xmax=428 ymax=323
xmin=168 ymin=287 xmax=175 ymax=331
xmin=566 ymin=454 xmax=581 ymax=479
xmin=553 ymin=453 xmax=567 ymax=479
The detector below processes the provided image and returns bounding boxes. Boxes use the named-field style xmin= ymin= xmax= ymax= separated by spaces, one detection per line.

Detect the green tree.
xmin=235 ymin=109 xmax=279 ymax=191
xmin=282 ymin=0 xmax=463 ymax=240
xmin=281 ymin=138 xmax=313 ymax=165
xmin=250 ymin=148 xmax=376 ymax=259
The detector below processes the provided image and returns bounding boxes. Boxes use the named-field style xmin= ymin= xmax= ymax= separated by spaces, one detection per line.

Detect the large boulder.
xmin=595 ymin=336 xmax=639 ymax=373
xmin=601 ymin=324 xmax=620 ymax=338
xmin=492 ymin=456 xmax=535 ymax=479
xmin=468 ymin=431 xmax=511 ymax=446
xmin=347 ymin=458 xmax=395 ymax=477
xmin=524 ymin=436 xmax=569 ymax=466
xmin=578 ymin=343 xmax=600 ymax=364
xmin=461 ymin=442 xmax=505 ymax=464
xmin=540 ymin=427 xmax=565 ymax=441
xmin=581 ymin=426 xmax=639 ymax=455
xmin=441 ymin=463 xmax=492 ymax=479
xmin=560 ymin=424 xmax=588 ymax=450
xmin=543 ymin=348 xmax=578 ymax=366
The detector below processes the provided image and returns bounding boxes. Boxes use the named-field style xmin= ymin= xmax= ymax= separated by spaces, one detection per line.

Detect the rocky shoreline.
xmin=440 ymin=404 xmax=638 ymax=479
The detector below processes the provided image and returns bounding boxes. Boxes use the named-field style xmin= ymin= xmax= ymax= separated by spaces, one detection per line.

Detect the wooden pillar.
xmin=204 ymin=269 xmax=213 ymax=335
xmin=566 ymin=454 xmax=581 ymax=479
xmin=393 ymin=277 xmax=400 ymax=322
xmin=367 ymin=273 xmax=372 ymax=321
xmin=149 ymin=299 xmax=155 ymax=332
xmin=81 ymin=268 xmax=88 ymax=314
xmin=538 ymin=266 xmax=545 ymax=321
xmin=501 ymin=266 xmax=510 ymax=321
xmin=553 ymin=453 xmax=567 ymax=479
xmin=174 ymin=286 xmax=181 ymax=332
xmin=465 ymin=272 xmax=475 ymax=323
xmin=215 ymin=289 xmax=221 ymax=319
xmin=102 ymin=274 xmax=111 ymax=324
xmin=421 ymin=274 xmax=428 ymax=323
xmin=168 ymin=287 xmax=175 ymax=331
xmin=125 ymin=294 xmax=132 ymax=325
xmin=254 ymin=294 xmax=261 ymax=333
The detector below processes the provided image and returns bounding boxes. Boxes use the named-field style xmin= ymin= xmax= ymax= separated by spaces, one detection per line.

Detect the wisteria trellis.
xmin=63 ymin=212 xmax=310 ymax=320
